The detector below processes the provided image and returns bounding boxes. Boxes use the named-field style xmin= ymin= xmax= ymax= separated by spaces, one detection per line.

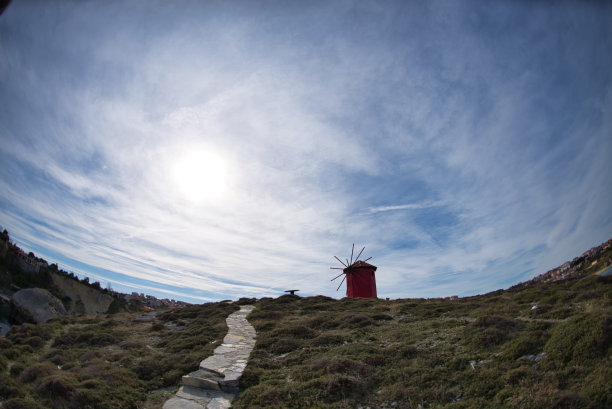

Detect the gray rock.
xmin=183 ymin=369 xmax=222 ymax=391
xmin=50 ymin=273 xmax=112 ymax=314
xmin=0 ymin=322 xmax=11 ymax=337
xmin=163 ymin=397 xmax=206 ymax=409
xmin=207 ymin=396 xmax=233 ymax=409
xmin=200 ymin=355 xmax=231 ymax=374
xmin=11 ymin=288 xmax=67 ymax=323
xmin=176 ymin=386 xmax=213 ymax=405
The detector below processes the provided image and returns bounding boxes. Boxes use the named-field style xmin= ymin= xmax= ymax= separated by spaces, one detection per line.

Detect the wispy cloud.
xmin=369 ymin=201 xmax=443 ymax=213
xmin=0 ymin=0 xmax=611 ymax=301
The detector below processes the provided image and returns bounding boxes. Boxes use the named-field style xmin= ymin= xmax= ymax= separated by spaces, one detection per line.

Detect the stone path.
xmin=163 ymin=305 xmax=256 ymax=409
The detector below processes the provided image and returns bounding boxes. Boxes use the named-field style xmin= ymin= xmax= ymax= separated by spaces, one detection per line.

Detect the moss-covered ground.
xmin=234 ymin=272 xmax=612 ymax=409
xmin=1 ymin=245 xmax=611 ymax=408
xmin=0 ymin=302 xmax=238 ymax=409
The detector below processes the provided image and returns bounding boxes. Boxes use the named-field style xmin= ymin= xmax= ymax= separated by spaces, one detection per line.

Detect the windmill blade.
xmin=336 ymin=274 xmax=347 ymax=291
xmin=350 ymin=243 xmax=355 ymax=265
xmin=331 ymin=272 xmax=345 ymax=281
xmin=334 ymin=256 xmax=348 ymax=267
xmin=363 ymin=256 xmax=372 ymax=262
xmin=354 ymin=246 xmax=365 ymax=261
xmin=330 ymin=267 xmax=344 ymax=270
xmin=346 ymin=258 xmax=350 ymax=267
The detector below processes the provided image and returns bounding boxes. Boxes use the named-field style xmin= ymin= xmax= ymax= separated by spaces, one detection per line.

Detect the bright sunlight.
xmin=173 ymin=149 xmax=228 ymax=203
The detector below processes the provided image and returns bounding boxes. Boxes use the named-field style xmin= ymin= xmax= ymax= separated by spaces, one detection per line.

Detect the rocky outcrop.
xmin=50 ymin=273 xmax=113 ymax=314
xmin=11 ymin=288 xmax=67 ymax=323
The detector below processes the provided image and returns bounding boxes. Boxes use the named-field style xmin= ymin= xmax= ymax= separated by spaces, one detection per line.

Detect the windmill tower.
xmin=331 ymin=244 xmax=378 ymax=298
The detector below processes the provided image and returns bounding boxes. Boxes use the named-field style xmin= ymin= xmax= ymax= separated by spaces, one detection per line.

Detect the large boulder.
xmin=11 ymin=288 xmax=67 ymax=323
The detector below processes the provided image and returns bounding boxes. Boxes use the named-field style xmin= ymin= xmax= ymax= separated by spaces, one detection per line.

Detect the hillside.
xmin=0 ymin=236 xmax=610 ymax=408
xmin=0 ymin=229 xmax=187 ymax=333
xmin=232 ymin=241 xmax=612 ymax=409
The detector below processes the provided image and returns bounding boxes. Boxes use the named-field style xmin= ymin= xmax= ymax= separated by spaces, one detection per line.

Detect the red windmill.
xmin=331 ymin=244 xmax=378 ymax=298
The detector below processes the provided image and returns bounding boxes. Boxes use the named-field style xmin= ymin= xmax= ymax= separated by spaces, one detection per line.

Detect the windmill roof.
xmin=345 ymin=260 xmax=377 ymax=271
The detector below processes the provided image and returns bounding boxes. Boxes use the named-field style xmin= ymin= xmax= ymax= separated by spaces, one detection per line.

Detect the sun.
xmin=173 ymin=149 xmax=228 ymax=203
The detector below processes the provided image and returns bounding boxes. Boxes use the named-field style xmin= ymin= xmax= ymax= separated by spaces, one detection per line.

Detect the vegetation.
xmin=1 ymin=228 xmax=610 ymax=408
xmin=233 ymin=261 xmax=612 ymax=408
xmin=0 ymin=302 xmax=238 ymax=408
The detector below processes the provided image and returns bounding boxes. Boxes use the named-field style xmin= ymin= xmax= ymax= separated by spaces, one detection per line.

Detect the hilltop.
xmin=0 ymin=233 xmax=611 ymax=408
xmin=230 ymin=240 xmax=612 ymax=409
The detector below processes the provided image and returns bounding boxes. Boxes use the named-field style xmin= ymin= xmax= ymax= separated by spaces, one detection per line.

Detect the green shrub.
xmin=272 ymin=325 xmax=317 ymax=339
xmin=53 ymin=328 xmax=120 ymax=347
xmin=269 ymin=337 xmax=303 ymax=354
xmin=299 ymin=374 xmax=367 ymax=403
xmin=2 ymin=398 xmax=47 ymax=409
xmin=0 ymin=353 xmax=8 ymax=370
xmin=106 ymin=298 xmax=125 ymax=314
xmin=544 ymin=313 xmax=612 ymax=365
xmin=24 ymin=336 xmax=45 ymax=349
xmin=233 ymin=383 xmax=284 ymax=407
xmin=306 ymin=357 xmax=373 ymax=379
xmin=339 ymin=314 xmax=373 ymax=328
xmin=19 ymin=362 xmax=57 ymax=384
xmin=35 ymin=373 xmax=78 ymax=402
xmin=311 ymin=332 xmax=346 ymax=346
xmin=0 ymin=373 xmax=27 ymax=399
xmin=465 ymin=315 xmax=521 ymax=348
xmin=10 ymin=362 xmax=26 ymax=377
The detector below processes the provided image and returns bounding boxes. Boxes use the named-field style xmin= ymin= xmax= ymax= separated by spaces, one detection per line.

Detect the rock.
xmin=0 ymin=322 xmax=10 ymax=337
xmin=11 ymin=288 xmax=67 ymax=323
xmin=162 ymin=397 xmax=206 ymax=409
xmin=182 ymin=369 xmax=222 ymax=391
xmin=517 ymin=352 xmax=546 ymax=362
xmin=50 ymin=273 xmax=112 ymax=314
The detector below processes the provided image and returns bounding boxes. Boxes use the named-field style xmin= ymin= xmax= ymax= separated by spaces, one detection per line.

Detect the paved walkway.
xmin=163 ymin=305 xmax=256 ymax=409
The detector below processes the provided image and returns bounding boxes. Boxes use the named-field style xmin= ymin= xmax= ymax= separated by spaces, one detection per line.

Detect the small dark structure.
xmin=331 ymin=244 xmax=378 ymax=298
xmin=284 ymin=289 xmax=300 ymax=295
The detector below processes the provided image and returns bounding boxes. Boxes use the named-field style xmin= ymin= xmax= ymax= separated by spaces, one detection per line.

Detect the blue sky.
xmin=1 ymin=1 xmax=611 ymax=303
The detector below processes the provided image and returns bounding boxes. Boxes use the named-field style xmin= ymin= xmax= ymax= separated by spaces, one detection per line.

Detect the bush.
xmin=306 ymin=357 xmax=373 ymax=378
xmin=2 ymin=398 xmax=47 ymax=409
xmin=269 ymin=337 xmax=303 ymax=354
xmin=544 ymin=313 xmax=612 ymax=365
xmin=24 ymin=336 xmax=45 ymax=349
xmin=19 ymin=362 xmax=57 ymax=383
xmin=299 ymin=374 xmax=367 ymax=403
xmin=0 ymin=374 xmax=27 ymax=399
xmin=35 ymin=373 xmax=77 ymax=401
xmin=10 ymin=362 xmax=26 ymax=377
xmin=311 ymin=332 xmax=346 ymax=346
xmin=0 ymin=353 xmax=8 ymax=370
xmin=53 ymin=328 xmax=120 ymax=347
xmin=465 ymin=315 xmax=520 ymax=348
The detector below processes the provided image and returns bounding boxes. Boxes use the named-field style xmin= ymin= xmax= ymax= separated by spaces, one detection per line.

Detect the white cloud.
xmin=1 ymin=0 xmax=611 ymax=302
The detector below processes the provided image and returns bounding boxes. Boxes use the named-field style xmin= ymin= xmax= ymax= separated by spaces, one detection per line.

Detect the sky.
xmin=1 ymin=0 xmax=611 ymax=304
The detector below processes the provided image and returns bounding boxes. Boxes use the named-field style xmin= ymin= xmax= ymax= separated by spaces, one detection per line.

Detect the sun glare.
xmin=173 ymin=150 xmax=228 ymax=203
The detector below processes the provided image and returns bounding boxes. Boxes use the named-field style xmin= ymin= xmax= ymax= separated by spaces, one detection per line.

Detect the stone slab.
xmin=176 ymin=386 xmax=213 ymax=405
xmin=182 ymin=370 xmax=222 ymax=391
xmin=200 ymin=355 xmax=231 ymax=373
xmin=207 ymin=396 xmax=232 ymax=409
xmin=163 ymin=397 xmax=206 ymax=409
